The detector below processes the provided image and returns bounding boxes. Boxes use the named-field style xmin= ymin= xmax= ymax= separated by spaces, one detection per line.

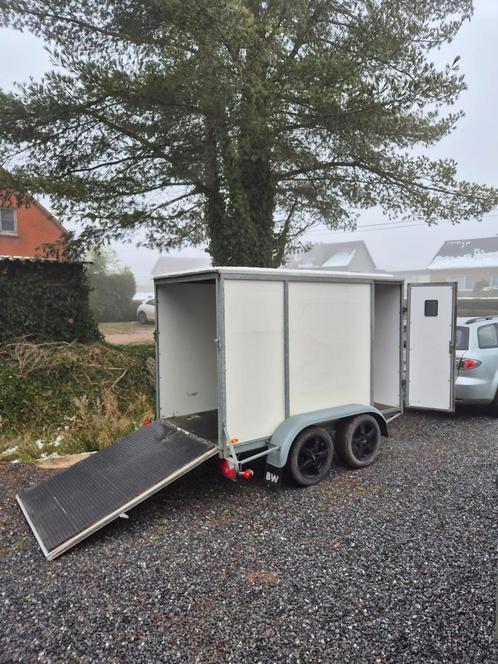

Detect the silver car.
xmin=136 ymin=298 xmax=156 ymax=324
xmin=455 ymin=315 xmax=498 ymax=406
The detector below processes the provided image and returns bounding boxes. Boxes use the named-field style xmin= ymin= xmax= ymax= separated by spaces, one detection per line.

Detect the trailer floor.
xmin=2 ymin=408 xmax=497 ymax=663
xmin=166 ymin=409 xmax=218 ymax=443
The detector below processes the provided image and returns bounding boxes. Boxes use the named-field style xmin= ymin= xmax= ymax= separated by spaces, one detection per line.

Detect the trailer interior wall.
xmin=224 ymin=279 xmax=285 ymax=443
xmin=373 ymin=283 xmax=401 ymax=409
xmin=157 ymin=281 xmax=217 ymax=419
xmin=288 ymin=281 xmax=371 ymax=415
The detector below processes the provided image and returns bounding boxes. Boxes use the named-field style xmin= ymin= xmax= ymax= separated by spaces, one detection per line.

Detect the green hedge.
xmin=0 ymin=258 xmax=100 ymax=342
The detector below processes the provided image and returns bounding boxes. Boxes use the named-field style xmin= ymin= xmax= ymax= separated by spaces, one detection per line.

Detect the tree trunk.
xmin=201 ymin=1 xmax=276 ymax=267
xmin=204 ymin=125 xmax=275 ymax=267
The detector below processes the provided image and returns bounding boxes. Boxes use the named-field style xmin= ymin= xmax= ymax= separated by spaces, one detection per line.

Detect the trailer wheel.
xmin=336 ymin=415 xmax=381 ymax=468
xmin=288 ymin=426 xmax=334 ymax=487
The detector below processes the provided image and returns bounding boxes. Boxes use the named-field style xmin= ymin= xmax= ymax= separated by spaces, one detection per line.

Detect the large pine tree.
xmin=0 ymin=0 xmax=496 ymax=266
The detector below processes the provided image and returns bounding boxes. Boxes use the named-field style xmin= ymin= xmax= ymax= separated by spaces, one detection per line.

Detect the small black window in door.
xmin=424 ymin=299 xmax=438 ymax=317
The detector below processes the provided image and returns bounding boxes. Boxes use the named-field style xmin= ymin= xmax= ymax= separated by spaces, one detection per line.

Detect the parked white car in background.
xmin=137 ymin=298 xmax=156 ymax=324
xmin=455 ymin=315 xmax=498 ymax=406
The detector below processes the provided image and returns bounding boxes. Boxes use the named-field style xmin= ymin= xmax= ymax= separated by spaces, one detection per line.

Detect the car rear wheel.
xmin=336 ymin=414 xmax=381 ymax=468
xmin=137 ymin=311 xmax=147 ymax=324
xmin=490 ymin=388 xmax=498 ymax=412
xmin=287 ymin=426 xmax=334 ymax=487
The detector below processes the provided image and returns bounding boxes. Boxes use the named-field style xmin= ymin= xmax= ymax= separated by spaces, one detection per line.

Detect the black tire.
xmin=336 ymin=414 xmax=381 ymax=469
xmin=490 ymin=388 xmax=498 ymax=412
xmin=288 ymin=426 xmax=334 ymax=487
xmin=137 ymin=311 xmax=147 ymax=324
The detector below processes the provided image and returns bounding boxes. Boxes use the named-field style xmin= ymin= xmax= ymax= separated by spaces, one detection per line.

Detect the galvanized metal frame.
xmin=154 ymin=281 xmax=160 ymax=418
xmin=231 ymin=437 xmax=271 ymax=454
xmin=217 ymin=274 xmax=227 ymax=457
xmin=283 ymin=280 xmax=290 ymax=418
xmin=154 ymin=271 xmax=219 ymax=286
xmin=370 ymin=282 xmax=375 ymax=406
xmin=221 ymin=272 xmax=401 ymax=286
xmin=405 ymin=281 xmax=457 ymax=413
xmin=405 ymin=282 xmax=413 ymax=411
xmin=399 ymin=281 xmax=405 ymax=415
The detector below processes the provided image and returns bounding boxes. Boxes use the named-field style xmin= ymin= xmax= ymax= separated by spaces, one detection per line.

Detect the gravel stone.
xmin=0 ymin=408 xmax=497 ymax=663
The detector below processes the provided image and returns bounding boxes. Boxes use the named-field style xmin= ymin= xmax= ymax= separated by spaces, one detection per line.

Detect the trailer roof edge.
xmin=153 ymin=266 xmax=403 ymax=284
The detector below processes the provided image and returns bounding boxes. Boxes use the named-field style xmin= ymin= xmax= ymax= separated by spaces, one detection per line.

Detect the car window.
xmin=146 ymin=299 xmax=155 ymax=306
xmin=456 ymin=326 xmax=469 ymax=351
xmin=477 ymin=323 xmax=498 ymax=349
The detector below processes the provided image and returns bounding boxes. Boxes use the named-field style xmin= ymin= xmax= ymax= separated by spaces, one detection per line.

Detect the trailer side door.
xmin=406 ymin=282 xmax=457 ymax=412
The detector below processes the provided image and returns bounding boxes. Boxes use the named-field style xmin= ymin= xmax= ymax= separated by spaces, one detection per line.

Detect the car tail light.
xmin=459 ymin=358 xmax=481 ymax=370
xmin=220 ymin=459 xmax=237 ymax=481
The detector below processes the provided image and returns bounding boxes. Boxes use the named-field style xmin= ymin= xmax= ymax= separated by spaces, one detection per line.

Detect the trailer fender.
xmin=267 ymin=404 xmax=388 ymax=469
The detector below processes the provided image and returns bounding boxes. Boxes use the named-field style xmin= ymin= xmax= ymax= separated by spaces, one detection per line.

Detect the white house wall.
xmin=288 ymin=282 xmax=371 ymax=415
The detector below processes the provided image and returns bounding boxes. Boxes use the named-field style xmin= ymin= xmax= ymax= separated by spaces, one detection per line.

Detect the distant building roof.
xmin=286 ymin=240 xmax=376 ymax=271
xmin=429 ymin=237 xmax=498 ymax=270
xmin=152 ymin=254 xmax=211 ymax=277
xmin=132 ymin=291 xmax=154 ymax=302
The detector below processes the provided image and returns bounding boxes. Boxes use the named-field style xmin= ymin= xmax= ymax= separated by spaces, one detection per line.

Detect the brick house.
xmin=0 ymin=197 xmax=68 ymax=258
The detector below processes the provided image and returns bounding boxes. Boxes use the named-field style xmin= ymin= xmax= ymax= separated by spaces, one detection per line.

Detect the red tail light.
xmin=459 ymin=358 xmax=481 ymax=370
xmin=240 ymin=469 xmax=254 ymax=480
xmin=220 ymin=459 xmax=237 ymax=481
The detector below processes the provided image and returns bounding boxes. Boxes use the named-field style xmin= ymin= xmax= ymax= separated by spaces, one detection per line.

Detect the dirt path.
xmin=99 ymin=321 xmax=155 ymax=345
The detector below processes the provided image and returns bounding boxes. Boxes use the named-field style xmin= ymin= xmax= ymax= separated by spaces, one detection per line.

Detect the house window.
xmin=447 ymin=275 xmax=473 ymax=291
xmin=0 ymin=207 xmax=17 ymax=234
xmin=490 ymin=275 xmax=498 ymax=289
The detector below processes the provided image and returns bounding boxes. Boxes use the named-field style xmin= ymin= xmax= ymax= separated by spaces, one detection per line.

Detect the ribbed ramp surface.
xmin=17 ymin=421 xmax=217 ymax=560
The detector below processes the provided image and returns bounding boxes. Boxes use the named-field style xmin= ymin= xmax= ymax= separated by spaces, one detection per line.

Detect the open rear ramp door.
xmin=17 ymin=421 xmax=217 ymax=560
xmin=406 ymin=282 xmax=457 ymax=412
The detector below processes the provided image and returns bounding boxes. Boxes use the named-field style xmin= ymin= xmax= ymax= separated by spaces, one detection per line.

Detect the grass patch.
xmin=0 ymin=341 xmax=155 ymax=462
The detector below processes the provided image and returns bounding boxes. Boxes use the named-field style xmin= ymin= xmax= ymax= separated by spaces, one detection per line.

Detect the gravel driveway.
xmin=1 ymin=409 xmax=497 ymax=663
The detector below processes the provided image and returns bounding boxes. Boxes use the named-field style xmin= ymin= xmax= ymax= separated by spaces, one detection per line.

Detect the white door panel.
xmin=224 ymin=280 xmax=285 ymax=442
xmin=406 ymin=283 xmax=456 ymax=412
xmin=288 ymin=282 xmax=371 ymax=414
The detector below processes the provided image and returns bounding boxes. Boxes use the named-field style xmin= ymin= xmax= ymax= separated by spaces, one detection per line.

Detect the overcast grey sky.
xmin=1 ymin=0 xmax=497 ymax=280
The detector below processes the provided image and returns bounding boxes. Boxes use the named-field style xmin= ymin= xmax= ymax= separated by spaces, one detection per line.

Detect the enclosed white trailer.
xmin=17 ymin=267 xmax=457 ymax=559
xmin=154 ymin=267 xmax=457 ymax=485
